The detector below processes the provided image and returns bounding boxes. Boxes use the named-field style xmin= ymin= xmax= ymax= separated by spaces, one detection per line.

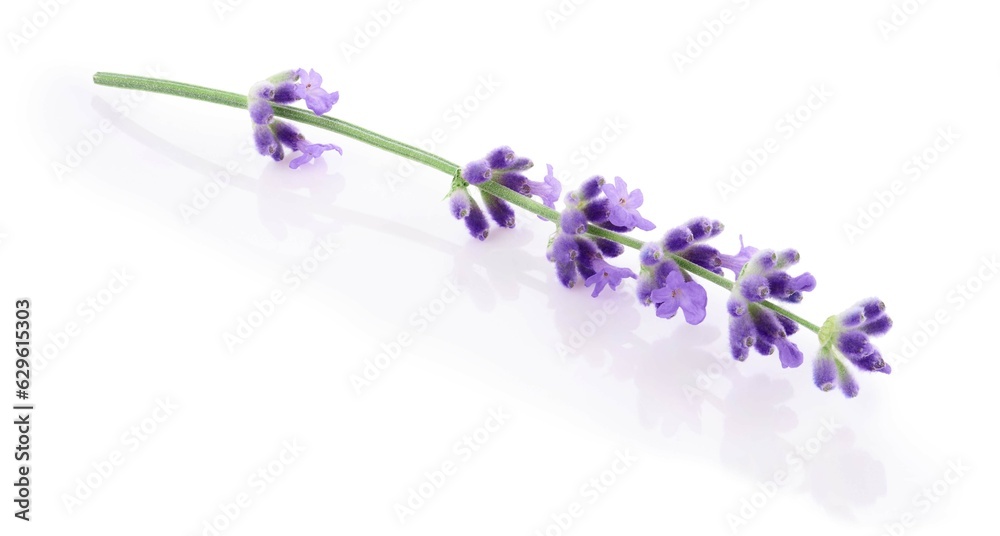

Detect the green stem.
xmin=92 ymin=72 xmax=821 ymax=334
xmin=92 ymin=72 xmax=460 ymax=176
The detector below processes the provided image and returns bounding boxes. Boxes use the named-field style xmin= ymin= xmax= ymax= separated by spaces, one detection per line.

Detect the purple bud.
xmin=496 ymin=172 xmax=530 ymax=195
xmin=709 ymin=220 xmax=725 ymax=238
xmin=551 ymin=234 xmax=580 ymax=264
xmin=790 ymin=292 xmax=807 ymax=303
xmin=838 ymin=366 xmax=860 ymax=398
xmin=855 ymin=350 xmax=887 ymax=372
xmin=463 ymin=198 xmax=490 ymax=241
xmin=486 ymin=146 xmax=516 ymax=169
xmin=462 ymin=159 xmax=492 ymax=185
xmin=777 ymin=249 xmax=800 ymax=267
xmin=767 ymin=272 xmax=816 ymax=301
xmin=575 ymin=236 xmax=599 ymax=260
xmin=813 ymin=356 xmax=837 ymax=392
xmin=582 ymin=198 xmax=611 ymax=223
xmin=836 ymin=331 xmax=874 ymax=360
xmin=729 ymin=315 xmax=756 ymax=361
xmin=249 ymin=99 xmax=274 ymax=125
xmin=839 ymin=308 xmax=866 ymax=328
xmin=752 ymin=309 xmax=786 ymax=342
xmin=449 ymin=189 xmax=471 ymax=219
xmin=739 ymin=274 xmax=771 ymax=302
xmin=270 ymin=141 xmax=285 ymax=162
xmin=727 ymin=297 xmax=747 ymax=317
xmin=860 ymin=315 xmax=893 ymax=337
xmin=637 ymin=272 xmax=657 ymax=306
xmin=594 ymin=238 xmax=624 ymax=258
xmin=663 ymin=227 xmax=695 ymax=252
xmin=857 ymin=298 xmax=886 ymax=321
xmin=686 ymin=217 xmax=714 ymax=241
xmin=253 ymin=123 xmax=278 ymax=156
xmin=249 ymin=82 xmax=275 ymax=100
xmin=754 ymin=338 xmax=775 ymax=356
xmin=561 ymin=208 xmax=588 ymax=234
xmin=578 ymin=176 xmax=605 ymax=201
xmin=482 ymin=192 xmax=516 ymax=229
xmin=271 ymin=120 xmax=304 ymax=149
xmin=749 ymin=250 xmax=778 ymax=272
xmin=639 ymin=242 xmax=664 ymax=266
xmin=556 ymin=261 xmax=577 ymax=288
xmin=272 ymin=81 xmax=299 ymax=103
xmin=777 ymin=315 xmax=799 ymax=336
xmin=681 ymin=244 xmax=722 ymax=273
xmin=509 ymin=157 xmax=533 ymax=171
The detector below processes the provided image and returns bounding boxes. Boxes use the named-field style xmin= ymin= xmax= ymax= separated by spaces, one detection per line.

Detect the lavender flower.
xmin=560 ymin=175 xmax=655 ymax=233
xmin=813 ymin=298 xmax=893 ymax=397
xmin=650 ymin=270 xmax=708 ymax=324
xmin=294 ymin=68 xmax=340 ymax=115
xmin=271 ymin=120 xmax=342 ymax=169
xmin=725 ymin=247 xmax=816 ymax=367
xmin=634 ymin=218 xmax=725 ymax=325
xmin=602 ymin=177 xmax=656 ymax=231
xmin=585 ymin=257 xmax=637 ymax=297
xmin=529 ymin=165 xmax=562 ymax=209
xmin=247 ymin=69 xmax=343 ymax=168
xmin=658 ymin=218 xmax=726 ymax=275
xmin=450 ymin=147 xmax=563 ymax=241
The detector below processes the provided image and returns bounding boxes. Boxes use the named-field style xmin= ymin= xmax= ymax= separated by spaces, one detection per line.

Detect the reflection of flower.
xmin=802 ymin=430 xmax=887 ymax=519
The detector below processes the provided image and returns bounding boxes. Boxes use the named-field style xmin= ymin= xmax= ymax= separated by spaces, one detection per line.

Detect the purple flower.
xmin=812 ymin=298 xmax=894 ymax=397
xmin=294 ymin=69 xmax=340 ymax=115
xmin=725 ymin=248 xmax=815 ymax=366
xmin=650 ymin=270 xmax=708 ymax=325
xmin=452 ymin=148 xmax=563 ymax=240
xmin=266 ymin=120 xmax=342 ymax=169
xmin=289 ymin=142 xmax=342 ymax=169
xmin=584 ymin=257 xmax=636 ymax=297
xmin=527 ymin=164 xmax=562 ymax=209
xmin=719 ymin=236 xmax=758 ymax=276
xmin=601 ymin=177 xmax=655 ymax=231
xmin=247 ymin=72 xmax=343 ymax=168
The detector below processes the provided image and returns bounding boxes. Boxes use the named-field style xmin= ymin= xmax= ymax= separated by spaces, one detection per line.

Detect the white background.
xmin=3 ymin=0 xmax=998 ymax=534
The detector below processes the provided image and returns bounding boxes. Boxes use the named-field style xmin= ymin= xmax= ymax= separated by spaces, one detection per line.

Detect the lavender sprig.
xmin=92 ymin=71 xmax=894 ymax=398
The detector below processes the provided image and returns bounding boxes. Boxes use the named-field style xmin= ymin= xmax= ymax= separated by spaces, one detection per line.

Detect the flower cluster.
xmin=813 ymin=299 xmax=893 ymax=397
xmin=726 ymin=249 xmax=817 ymax=368
xmin=448 ymin=147 xmax=892 ymax=399
xmin=635 ymin=218 xmax=724 ymax=325
xmin=545 ymin=173 xmax=661 ymax=296
xmin=248 ymin=69 xmax=341 ymax=168
xmin=450 ymin=147 xmax=560 ymax=240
